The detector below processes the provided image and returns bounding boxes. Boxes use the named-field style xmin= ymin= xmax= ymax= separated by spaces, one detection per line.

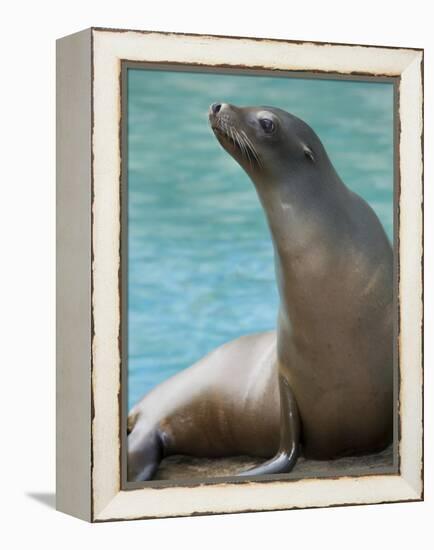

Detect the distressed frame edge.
xmin=396 ymin=51 xmax=424 ymax=499
xmin=89 ymin=28 xmax=424 ymax=522
xmin=91 ymin=25 xmax=424 ymax=54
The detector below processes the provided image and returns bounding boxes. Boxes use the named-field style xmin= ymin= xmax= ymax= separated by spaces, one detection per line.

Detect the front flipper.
xmin=127 ymin=426 xmax=164 ymax=482
xmin=238 ymin=374 xmax=300 ymax=476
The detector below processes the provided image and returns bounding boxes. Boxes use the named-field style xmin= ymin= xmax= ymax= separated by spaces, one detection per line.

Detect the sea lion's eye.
xmin=259 ymin=118 xmax=275 ymax=133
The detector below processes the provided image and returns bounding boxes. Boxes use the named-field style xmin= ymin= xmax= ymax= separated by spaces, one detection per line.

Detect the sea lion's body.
xmin=128 ymin=332 xmax=280 ymax=462
xmin=127 ymin=103 xmax=393 ymax=481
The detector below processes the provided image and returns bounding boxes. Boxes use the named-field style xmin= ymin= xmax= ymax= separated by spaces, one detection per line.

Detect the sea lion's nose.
xmin=210 ymin=102 xmax=222 ymax=114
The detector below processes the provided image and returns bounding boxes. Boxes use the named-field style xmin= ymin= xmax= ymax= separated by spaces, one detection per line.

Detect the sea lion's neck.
xmin=253 ymin=165 xmax=346 ymax=257
xmin=251 ymin=165 xmax=349 ymax=333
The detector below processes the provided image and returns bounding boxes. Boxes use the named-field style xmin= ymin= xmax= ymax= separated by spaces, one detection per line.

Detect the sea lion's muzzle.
xmin=208 ymin=102 xmax=236 ymax=129
xmin=209 ymin=102 xmax=232 ymax=116
xmin=210 ymin=102 xmax=222 ymax=115
xmin=209 ymin=103 xmax=262 ymax=170
xmin=208 ymin=102 xmax=240 ymax=146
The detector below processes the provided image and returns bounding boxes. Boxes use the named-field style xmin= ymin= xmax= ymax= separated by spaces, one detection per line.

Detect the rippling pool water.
xmin=127 ymin=69 xmax=394 ymax=410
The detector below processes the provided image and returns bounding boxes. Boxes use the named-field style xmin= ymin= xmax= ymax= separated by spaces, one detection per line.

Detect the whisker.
xmin=241 ymin=131 xmax=262 ymax=168
xmin=238 ymin=129 xmax=256 ymax=167
xmin=232 ymin=127 xmax=241 ymax=150
xmin=234 ymin=129 xmax=249 ymax=164
xmin=230 ymin=127 xmax=236 ymax=148
xmin=215 ymin=121 xmax=262 ymax=169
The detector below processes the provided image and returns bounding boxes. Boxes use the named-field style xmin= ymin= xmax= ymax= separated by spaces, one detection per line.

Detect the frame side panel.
xmin=56 ymin=28 xmax=92 ymax=522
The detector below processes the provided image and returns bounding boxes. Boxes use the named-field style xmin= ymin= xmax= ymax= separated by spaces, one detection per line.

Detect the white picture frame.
xmin=56 ymin=27 xmax=423 ymax=522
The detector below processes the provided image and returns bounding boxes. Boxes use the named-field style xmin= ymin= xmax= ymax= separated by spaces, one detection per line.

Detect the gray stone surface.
xmin=155 ymin=445 xmax=395 ymax=481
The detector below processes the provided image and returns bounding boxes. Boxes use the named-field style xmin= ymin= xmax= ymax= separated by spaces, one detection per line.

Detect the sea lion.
xmin=127 ymin=103 xmax=393 ymax=482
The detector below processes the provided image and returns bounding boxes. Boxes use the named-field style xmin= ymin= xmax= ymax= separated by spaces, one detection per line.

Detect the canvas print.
xmin=124 ymin=67 xmax=395 ymax=484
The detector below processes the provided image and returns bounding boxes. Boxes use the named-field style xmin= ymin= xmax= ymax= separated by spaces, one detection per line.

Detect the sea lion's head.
xmin=208 ymin=103 xmax=323 ymax=185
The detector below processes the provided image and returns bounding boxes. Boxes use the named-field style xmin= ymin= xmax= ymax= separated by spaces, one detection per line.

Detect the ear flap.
xmin=303 ymin=145 xmax=315 ymax=162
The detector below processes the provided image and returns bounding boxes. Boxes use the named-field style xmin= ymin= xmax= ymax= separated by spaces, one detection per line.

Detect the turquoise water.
xmin=127 ymin=69 xmax=394 ymax=410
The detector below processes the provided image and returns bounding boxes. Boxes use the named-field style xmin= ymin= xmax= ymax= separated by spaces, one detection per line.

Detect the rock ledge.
xmin=155 ymin=445 xmax=394 ymax=481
